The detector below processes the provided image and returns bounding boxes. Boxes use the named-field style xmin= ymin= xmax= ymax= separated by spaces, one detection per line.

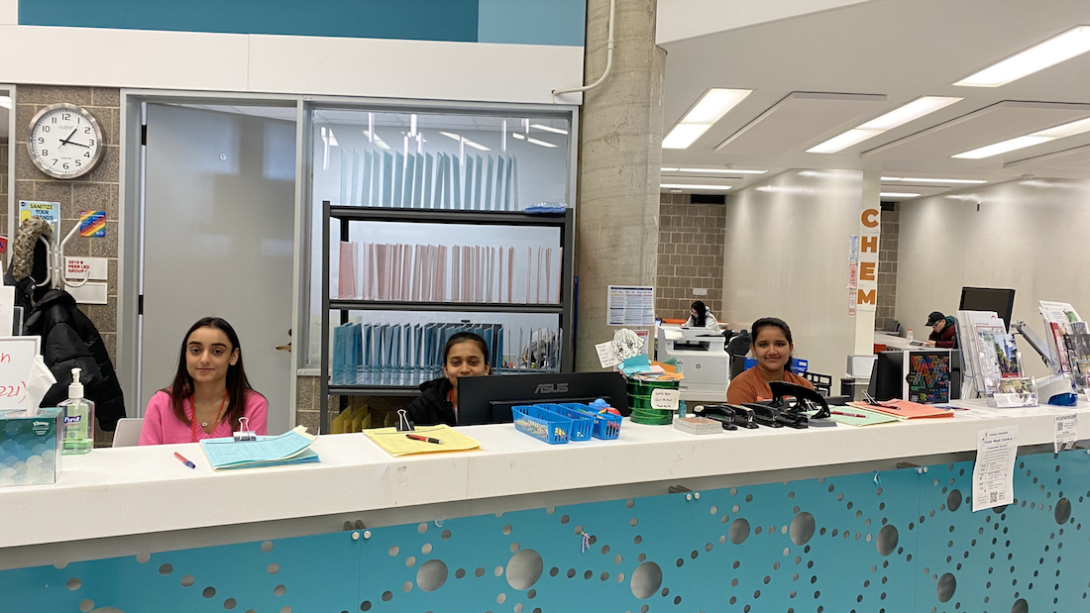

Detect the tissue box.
xmin=0 ymin=408 xmax=63 ymax=487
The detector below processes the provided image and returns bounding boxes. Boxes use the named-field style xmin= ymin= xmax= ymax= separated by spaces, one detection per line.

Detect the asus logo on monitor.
xmin=535 ymin=383 xmax=568 ymax=394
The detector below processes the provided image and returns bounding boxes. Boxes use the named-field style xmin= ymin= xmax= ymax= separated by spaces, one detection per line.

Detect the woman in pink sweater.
xmin=139 ymin=317 xmax=267 ymax=445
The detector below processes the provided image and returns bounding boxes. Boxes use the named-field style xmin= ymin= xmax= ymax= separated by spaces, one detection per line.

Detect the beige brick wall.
xmin=12 ymin=85 xmax=121 ymax=445
xmin=656 ymin=193 xmax=725 ymax=320
xmin=876 ymin=203 xmax=900 ymax=330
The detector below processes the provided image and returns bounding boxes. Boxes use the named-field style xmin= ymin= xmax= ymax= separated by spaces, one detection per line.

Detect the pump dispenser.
xmin=59 ymin=368 xmax=95 ymax=455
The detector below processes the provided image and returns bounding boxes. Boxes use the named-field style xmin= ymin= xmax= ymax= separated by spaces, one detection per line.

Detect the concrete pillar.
xmin=575 ymin=0 xmax=665 ymax=370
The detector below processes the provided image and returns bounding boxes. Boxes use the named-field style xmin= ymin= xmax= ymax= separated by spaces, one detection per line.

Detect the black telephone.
xmin=769 ymin=381 xmax=831 ymax=420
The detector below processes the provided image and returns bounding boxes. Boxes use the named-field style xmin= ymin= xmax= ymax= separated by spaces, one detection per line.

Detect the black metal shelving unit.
xmin=319 ymin=201 xmax=575 ymax=432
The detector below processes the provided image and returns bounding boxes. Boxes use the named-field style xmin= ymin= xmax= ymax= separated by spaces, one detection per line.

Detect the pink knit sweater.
xmin=138 ymin=389 xmax=268 ymax=445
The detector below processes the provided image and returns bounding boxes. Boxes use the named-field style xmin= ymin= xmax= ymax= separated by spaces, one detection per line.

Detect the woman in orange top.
xmin=726 ymin=317 xmax=813 ymax=404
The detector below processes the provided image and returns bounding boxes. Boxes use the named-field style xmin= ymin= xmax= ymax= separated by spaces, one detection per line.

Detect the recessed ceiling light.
xmin=526 ymin=137 xmax=557 ymax=148
xmin=512 ymin=133 xmax=526 ymax=140
xmin=879 ymin=192 xmax=921 ymax=198
xmin=663 ymin=88 xmax=753 ymax=150
xmin=660 ymin=184 xmax=732 ymax=190
xmin=954 ymin=25 xmax=1090 ymax=87
xmin=661 ymin=167 xmax=766 ymax=174
xmin=857 ymin=97 xmax=962 ymax=131
xmin=662 ymin=124 xmax=714 ymax=150
xmin=807 ymin=129 xmax=883 ymax=154
xmin=952 ymin=114 xmax=1090 ymax=159
xmin=881 ymin=176 xmax=988 ymax=184
xmin=808 ymin=97 xmax=961 ymax=154
xmin=530 ymin=124 xmax=568 ymax=135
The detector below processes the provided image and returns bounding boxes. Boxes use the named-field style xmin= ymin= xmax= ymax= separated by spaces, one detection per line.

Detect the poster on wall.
xmin=18 ymin=201 xmax=60 ymax=230
xmin=607 ymin=286 xmax=654 ymax=326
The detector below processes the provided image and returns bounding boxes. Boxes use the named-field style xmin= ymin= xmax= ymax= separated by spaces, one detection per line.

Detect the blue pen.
xmin=173 ymin=451 xmax=196 ymax=469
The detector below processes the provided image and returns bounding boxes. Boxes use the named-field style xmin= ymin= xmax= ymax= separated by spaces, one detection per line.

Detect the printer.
xmin=656 ymin=324 xmax=730 ymax=401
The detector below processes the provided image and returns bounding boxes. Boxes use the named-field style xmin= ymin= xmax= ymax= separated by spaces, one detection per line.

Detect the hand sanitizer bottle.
xmin=906 ymin=328 xmax=914 ymax=343
xmin=60 ymin=368 xmax=95 ymax=455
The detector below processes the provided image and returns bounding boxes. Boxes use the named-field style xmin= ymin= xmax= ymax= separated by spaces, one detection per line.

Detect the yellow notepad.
xmin=363 ymin=425 xmax=480 ymax=457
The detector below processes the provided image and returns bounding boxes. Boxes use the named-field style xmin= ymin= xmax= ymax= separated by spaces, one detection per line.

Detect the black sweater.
xmin=403 ymin=377 xmax=457 ymax=426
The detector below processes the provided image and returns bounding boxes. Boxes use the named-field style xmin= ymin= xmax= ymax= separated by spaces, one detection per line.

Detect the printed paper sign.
xmin=19 ymin=201 xmax=60 ymax=230
xmin=78 ymin=211 xmax=106 ymax=237
xmin=595 ymin=341 xmax=623 ymax=369
xmin=0 ymin=336 xmax=42 ymax=409
xmin=972 ymin=427 xmax=1018 ymax=512
xmin=1055 ymin=414 xmax=1077 ymax=453
xmin=650 ymin=388 xmax=680 ymax=411
xmin=65 ymin=257 xmax=109 ymax=281
xmin=608 ymin=285 xmax=654 ymax=327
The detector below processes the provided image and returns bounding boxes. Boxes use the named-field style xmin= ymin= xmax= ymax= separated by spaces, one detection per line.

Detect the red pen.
xmin=831 ymin=411 xmax=867 ymax=419
xmin=406 ymin=434 xmax=443 ymax=444
xmin=173 ymin=451 xmax=196 ymax=469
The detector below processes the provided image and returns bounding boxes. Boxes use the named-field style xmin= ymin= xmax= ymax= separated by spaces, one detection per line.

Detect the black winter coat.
xmin=24 ymin=290 xmax=126 ymax=431
xmin=403 ymin=377 xmax=456 ymax=427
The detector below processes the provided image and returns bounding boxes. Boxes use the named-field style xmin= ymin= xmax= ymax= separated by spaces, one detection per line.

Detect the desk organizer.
xmin=560 ymin=403 xmax=622 ymax=440
xmin=538 ymin=404 xmax=595 ymax=441
xmin=512 ymin=405 xmax=574 ymax=445
xmin=626 ymin=378 xmax=678 ymax=425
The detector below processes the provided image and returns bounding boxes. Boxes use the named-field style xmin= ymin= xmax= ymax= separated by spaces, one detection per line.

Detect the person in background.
xmin=404 ymin=332 xmax=491 ymax=426
xmin=924 ymin=311 xmax=958 ymax=348
xmin=727 ymin=317 xmax=813 ymax=404
xmin=685 ymin=300 xmax=720 ymax=330
xmin=140 ymin=317 xmax=267 ymax=445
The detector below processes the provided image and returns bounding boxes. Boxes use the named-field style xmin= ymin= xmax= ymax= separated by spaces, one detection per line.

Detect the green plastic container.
xmin=626 ymin=376 xmax=680 ymax=425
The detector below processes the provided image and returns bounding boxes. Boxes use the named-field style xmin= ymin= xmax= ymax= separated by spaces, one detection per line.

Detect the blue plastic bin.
xmin=539 ymin=404 xmax=595 ymax=442
xmin=564 ymin=403 xmax=623 ymax=440
xmin=512 ymin=405 xmax=574 ymax=445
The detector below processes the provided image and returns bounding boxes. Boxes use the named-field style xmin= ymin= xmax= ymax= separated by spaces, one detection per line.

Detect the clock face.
xmin=26 ymin=103 xmax=105 ymax=179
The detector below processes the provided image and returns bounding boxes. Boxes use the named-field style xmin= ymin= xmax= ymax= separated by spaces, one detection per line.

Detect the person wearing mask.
xmin=404 ymin=332 xmax=491 ymax=426
xmin=684 ymin=300 xmax=720 ymax=330
xmin=924 ymin=311 xmax=958 ymax=348
xmin=726 ymin=317 xmax=813 ymax=404
xmin=140 ymin=317 xmax=267 ymax=445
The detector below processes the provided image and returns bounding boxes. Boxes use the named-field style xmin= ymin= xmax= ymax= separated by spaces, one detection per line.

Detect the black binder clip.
xmin=233 ymin=417 xmax=257 ymax=442
xmin=395 ymin=409 xmax=415 ymax=432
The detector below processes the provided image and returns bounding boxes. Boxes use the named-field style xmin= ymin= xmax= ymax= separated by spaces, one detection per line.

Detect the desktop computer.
xmin=457 ymin=372 xmax=629 ymax=425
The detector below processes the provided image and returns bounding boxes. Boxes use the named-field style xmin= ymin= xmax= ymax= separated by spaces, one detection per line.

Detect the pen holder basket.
xmin=537 ymin=404 xmax=595 ymax=441
xmin=562 ymin=403 xmax=622 ymax=440
xmin=513 ymin=405 xmax=574 ymax=445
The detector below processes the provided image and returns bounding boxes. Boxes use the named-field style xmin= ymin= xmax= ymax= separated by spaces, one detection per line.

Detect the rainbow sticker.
xmin=79 ymin=211 xmax=106 ymax=238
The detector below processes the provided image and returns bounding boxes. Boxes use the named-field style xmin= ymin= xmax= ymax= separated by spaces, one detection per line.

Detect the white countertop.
xmin=0 ymin=399 xmax=1086 ymax=549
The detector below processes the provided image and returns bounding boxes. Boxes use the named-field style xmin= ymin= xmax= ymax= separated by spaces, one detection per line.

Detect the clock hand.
xmin=59 ymin=128 xmax=78 ymax=147
xmin=65 ymin=141 xmax=91 ymax=149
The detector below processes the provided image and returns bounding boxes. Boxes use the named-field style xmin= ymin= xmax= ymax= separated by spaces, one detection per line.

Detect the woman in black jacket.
xmin=404 ymin=332 xmax=491 ymax=426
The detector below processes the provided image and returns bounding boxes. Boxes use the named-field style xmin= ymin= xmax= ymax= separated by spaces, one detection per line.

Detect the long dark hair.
xmin=691 ymin=301 xmax=708 ymax=328
xmin=166 ymin=317 xmax=258 ymax=430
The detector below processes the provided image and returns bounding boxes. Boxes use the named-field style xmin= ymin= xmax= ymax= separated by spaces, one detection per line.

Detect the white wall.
xmin=723 ymin=169 xmax=863 ymax=377
xmin=0 ymin=25 xmax=583 ymax=105
xmin=657 ymin=0 xmax=878 ymax=44
xmin=897 ymin=178 xmax=1090 ymax=378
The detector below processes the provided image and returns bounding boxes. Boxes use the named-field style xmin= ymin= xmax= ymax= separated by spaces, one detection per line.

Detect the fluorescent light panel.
xmin=661 ymin=184 xmax=732 ymax=190
xmin=880 ymin=192 xmax=921 ymax=198
xmin=882 ymin=177 xmax=987 ymax=184
xmin=440 ymin=131 xmax=490 ymax=151
xmin=662 ymin=88 xmax=752 ymax=150
xmin=530 ymin=124 xmax=568 ymax=135
xmin=526 ymin=137 xmax=557 ymax=148
xmin=954 ymin=26 xmax=1090 ymax=87
xmin=808 ymin=96 xmax=961 ymax=154
xmin=952 ymin=114 xmax=1090 ymax=159
xmin=661 ymin=167 xmax=767 ymax=174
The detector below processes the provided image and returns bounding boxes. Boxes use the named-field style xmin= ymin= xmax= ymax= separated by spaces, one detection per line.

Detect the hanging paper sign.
xmin=19 ymin=201 xmax=60 ymax=230
xmin=650 ymin=388 xmax=680 ymax=410
xmin=0 ymin=337 xmax=41 ymax=409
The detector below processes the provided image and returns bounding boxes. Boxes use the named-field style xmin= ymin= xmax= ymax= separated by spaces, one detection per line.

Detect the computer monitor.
xmin=457 ymin=372 xmax=630 ymax=425
xmin=867 ymin=349 xmax=961 ymax=402
xmin=959 ymin=287 xmax=1016 ymax=331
